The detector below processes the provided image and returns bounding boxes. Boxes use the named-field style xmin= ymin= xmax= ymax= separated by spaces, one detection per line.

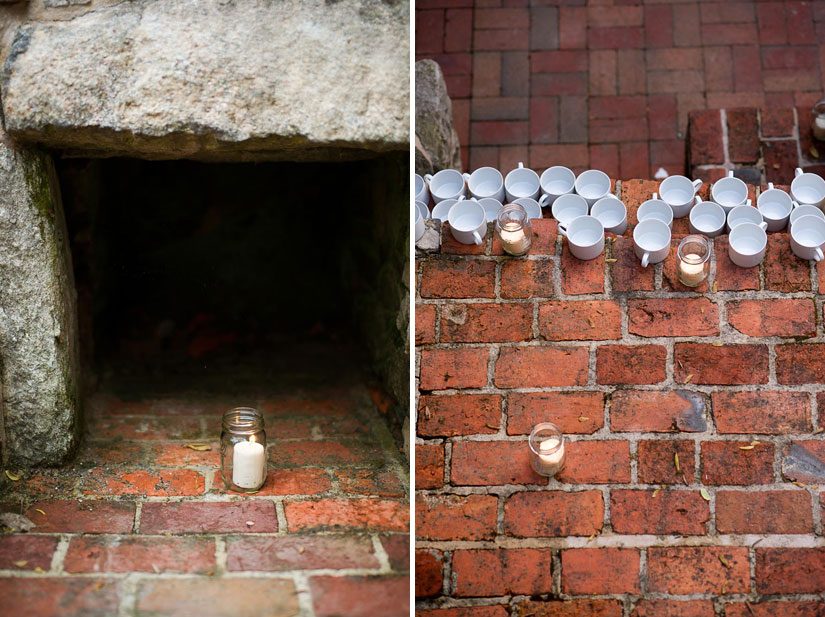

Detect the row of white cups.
xmin=413 ymin=163 xmax=825 ymax=267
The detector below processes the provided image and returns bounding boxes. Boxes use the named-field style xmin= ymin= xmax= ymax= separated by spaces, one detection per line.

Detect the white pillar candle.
xmin=814 ymin=116 xmax=825 ymax=141
xmin=679 ymin=254 xmax=706 ymax=287
xmin=500 ymin=224 xmax=530 ymax=255
xmin=536 ymin=437 xmax=565 ymax=475
xmin=232 ymin=440 xmax=265 ymax=489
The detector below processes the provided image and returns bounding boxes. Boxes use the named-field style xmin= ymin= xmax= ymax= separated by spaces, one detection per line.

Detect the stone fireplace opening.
xmin=58 ymin=157 xmax=403 ymax=393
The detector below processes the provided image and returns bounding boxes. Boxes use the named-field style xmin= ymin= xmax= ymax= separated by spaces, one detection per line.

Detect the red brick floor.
xmin=415 ymin=177 xmax=825 ymax=615
xmin=416 ymin=0 xmax=825 ymax=179
xmin=0 ymin=360 xmax=409 ymax=617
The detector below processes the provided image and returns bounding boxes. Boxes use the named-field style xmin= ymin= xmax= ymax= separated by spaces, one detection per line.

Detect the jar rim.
xmin=677 ymin=234 xmax=711 ymax=264
xmin=497 ymin=203 xmax=528 ymax=226
xmin=528 ymin=422 xmax=564 ymax=455
xmin=222 ymin=407 xmax=264 ymax=433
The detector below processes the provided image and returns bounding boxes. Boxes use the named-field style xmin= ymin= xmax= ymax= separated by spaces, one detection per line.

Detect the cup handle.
xmin=693 ymin=179 xmax=704 ymax=191
xmin=518 ymin=162 xmax=524 ymax=169
xmin=641 ymin=252 xmax=650 ymax=268
xmin=759 ymin=221 xmax=768 ymax=231
xmin=653 ymin=192 xmax=658 ymax=200
xmin=463 ymin=172 xmax=471 ymax=182
xmin=457 ymin=195 xmax=465 ymax=202
xmin=472 ymin=231 xmax=483 ymax=245
xmin=796 ymin=168 xmax=804 ymax=178
xmin=539 ymin=194 xmax=550 ymax=207
xmin=816 ymin=248 xmax=824 ymax=262
xmin=558 ymin=225 xmax=568 ymax=238
xmin=746 ymin=198 xmax=752 ymax=206
xmin=792 ymin=200 xmax=800 ymax=209
xmin=727 ymin=170 xmax=734 ymax=178
xmin=768 ymin=182 xmax=775 ymax=190
xmin=424 ymin=174 xmax=432 ymax=183
xmin=694 ymin=195 xmax=702 ymax=205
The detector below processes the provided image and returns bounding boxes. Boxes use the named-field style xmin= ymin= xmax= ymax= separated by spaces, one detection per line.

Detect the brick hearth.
xmin=415 ymin=177 xmax=825 ymax=615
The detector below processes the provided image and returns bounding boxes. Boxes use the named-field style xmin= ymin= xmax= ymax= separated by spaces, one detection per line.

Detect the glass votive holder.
xmin=496 ymin=203 xmax=533 ymax=256
xmin=220 ymin=407 xmax=267 ymax=492
xmin=528 ymin=422 xmax=566 ymax=477
xmin=677 ymin=234 xmax=711 ymax=288
xmin=811 ymin=98 xmax=825 ymax=141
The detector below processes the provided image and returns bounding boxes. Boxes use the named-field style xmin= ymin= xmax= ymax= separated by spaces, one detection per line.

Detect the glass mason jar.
xmin=220 ymin=407 xmax=267 ymax=492
xmin=811 ymin=98 xmax=825 ymax=141
xmin=496 ymin=203 xmax=533 ymax=256
xmin=677 ymin=234 xmax=711 ymax=288
xmin=528 ymin=422 xmax=566 ymax=477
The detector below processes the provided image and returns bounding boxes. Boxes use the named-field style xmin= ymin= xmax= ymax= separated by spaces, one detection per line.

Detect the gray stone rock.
xmin=0 ymin=140 xmax=80 ymax=465
xmin=415 ymin=59 xmax=461 ymax=174
xmin=2 ymin=0 xmax=409 ymax=161
xmin=782 ymin=443 xmax=825 ymax=484
xmin=416 ymin=218 xmax=441 ymax=254
xmin=674 ymin=390 xmax=707 ymax=432
xmin=44 ymin=0 xmax=91 ymax=7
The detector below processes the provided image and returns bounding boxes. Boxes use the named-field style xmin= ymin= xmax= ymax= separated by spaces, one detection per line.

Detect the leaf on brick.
xmin=712 ymin=281 xmax=718 ymax=293
xmin=486 ymin=423 xmax=500 ymax=430
xmin=12 ymin=561 xmax=27 ymax=567
xmin=700 ymin=488 xmax=711 ymax=501
xmin=578 ymin=416 xmax=590 ymax=422
xmin=683 ymin=374 xmax=693 ymax=384
xmin=718 ymin=554 xmax=732 ymax=569
xmin=184 ymin=444 xmax=211 ymax=451
xmin=739 ymin=444 xmax=755 ymax=450
xmin=811 ymin=146 xmax=820 ymax=159
xmin=605 ymin=258 xmax=617 ymax=263
xmin=652 ymin=489 xmax=660 ymax=498
xmin=33 ymin=566 xmax=45 ymax=574
xmin=793 ymin=480 xmax=807 ymax=488
xmin=588 ymin=317 xmax=595 ymax=328
xmin=34 ymin=509 xmax=46 ymax=516
xmin=93 ymin=580 xmax=105 ymax=592
xmin=4 ymin=470 xmax=20 ymax=481
xmin=712 ymin=342 xmax=723 ymax=347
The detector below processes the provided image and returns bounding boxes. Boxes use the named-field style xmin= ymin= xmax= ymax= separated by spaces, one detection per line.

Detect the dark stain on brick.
xmin=675 ymin=390 xmax=707 ymax=432
xmin=782 ymin=443 xmax=825 ymax=483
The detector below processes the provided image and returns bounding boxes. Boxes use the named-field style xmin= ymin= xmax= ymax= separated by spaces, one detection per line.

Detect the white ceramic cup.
xmin=789 ymin=204 xmax=825 ymax=231
xmin=637 ymin=193 xmax=674 ymax=230
xmin=790 ymin=214 xmax=825 ymax=261
xmin=659 ymin=175 xmax=703 ymax=218
xmin=505 ymin=162 xmax=541 ymax=202
xmin=791 ymin=167 xmax=825 ymax=208
xmin=633 ymin=218 xmax=671 ymax=267
xmin=558 ymin=215 xmax=605 ymax=261
xmin=539 ymin=166 xmax=576 ymax=207
xmin=591 ymin=196 xmax=627 ymax=235
xmin=465 ymin=167 xmax=506 ymax=202
xmin=431 ymin=196 xmax=464 ymax=222
xmin=552 ymin=193 xmax=589 ymax=227
xmin=711 ymin=171 xmax=750 ymax=213
xmin=689 ymin=200 xmax=726 ymax=238
xmin=415 ymin=174 xmax=430 ymax=205
xmin=425 ymin=169 xmax=466 ymax=204
xmin=757 ymin=182 xmax=797 ymax=232
xmin=476 ymin=197 xmax=503 ymax=223
xmin=728 ymin=222 xmax=767 ymax=268
xmin=414 ymin=206 xmax=425 ymax=242
xmin=574 ymin=169 xmax=611 ymax=207
xmin=513 ymin=197 xmax=543 ymax=219
xmin=448 ymin=199 xmax=487 ymax=245
xmin=727 ymin=205 xmax=767 ymax=233
xmin=415 ymin=200 xmax=430 ymax=220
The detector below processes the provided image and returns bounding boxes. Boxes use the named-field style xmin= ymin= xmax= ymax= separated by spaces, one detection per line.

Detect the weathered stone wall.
xmin=0 ymin=139 xmax=80 ymax=465
xmin=415 ymin=60 xmax=461 ymax=175
xmin=0 ymin=0 xmax=409 ymax=161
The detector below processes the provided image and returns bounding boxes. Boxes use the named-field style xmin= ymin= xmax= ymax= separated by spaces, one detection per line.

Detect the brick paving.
xmin=416 ymin=0 xmax=825 ymax=179
xmin=0 ymin=359 xmax=409 ymax=617
xmin=415 ymin=177 xmax=825 ymax=614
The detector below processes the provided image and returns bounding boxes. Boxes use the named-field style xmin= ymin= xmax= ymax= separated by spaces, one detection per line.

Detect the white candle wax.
xmin=535 ymin=437 xmax=565 ymax=475
xmin=813 ymin=116 xmax=825 ymax=140
xmin=679 ymin=254 xmax=706 ymax=286
xmin=232 ymin=440 xmax=265 ymax=488
xmin=500 ymin=224 xmax=530 ymax=255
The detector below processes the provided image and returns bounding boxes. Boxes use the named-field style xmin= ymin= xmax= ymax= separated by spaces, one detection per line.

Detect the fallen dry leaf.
xmin=652 ymin=489 xmax=660 ymax=498
xmin=4 ymin=470 xmax=20 ymax=481
xmin=811 ymin=145 xmax=820 ymax=159
xmin=184 ymin=444 xmax=211 ymax=451
xmin=683 ymin=374 xmax=693 ymax=384
xmin=93 ymin=580 xmax=105 ymax=592
xmin=246 ymin=520 xmax=255 ymax=526
xmin=793 ymin=481 xmax=807 ymax=488
xmin=718 ymin=554 xmax=732 ymax=569
xmin=739 ymin=444 xmax=755 ymax=450
xmin=674 ymin=453 xmax=681 ymax=473
xmin=700 ymin=488 xmax=711 ymax=501
xmin=712 ymin=281 xmax=718 ymax=293
xmin=486 ymin=424 xmax=500 ymax=430
xmin=578 ymin=416 xmax=590 ymax=423
xmin=33 ymin=567 xmax=45 ymax=574
xmin=35 ymin=509 xmax=46 ymax=516
xmin=605 ymin=258 xmax=617 ymax=263
xmin=298 ymin=546 xmax=306 ymax=553
xmin=588 ymin=317 xmax=595 ymax=328
xmin=12 ymin=561 xmax=27 ymax=567
xmin=712 ymin=342 xmax=723 ymax=347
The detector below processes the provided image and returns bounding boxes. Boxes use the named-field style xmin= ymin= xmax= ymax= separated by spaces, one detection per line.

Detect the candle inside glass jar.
xmin=500 ymin=221 xmax=530 ymax=255
xmin=814 ymin=115 xmax=825 ymax=141
xmin=679 ymin=254 xmax=705 ymax=286
xmin=534 ymin=437 xmax=565 ymax=476
xmin=233 ymin=439 xmax=265 ymax=488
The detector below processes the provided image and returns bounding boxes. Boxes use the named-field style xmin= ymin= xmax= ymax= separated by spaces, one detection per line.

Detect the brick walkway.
xmin=415 ymin=178 xmax=825 ymax=614
xmin=416 ymin=0 xmax=825 ymax=179
xmin=0 ymin=354 xmax=409 ymax=617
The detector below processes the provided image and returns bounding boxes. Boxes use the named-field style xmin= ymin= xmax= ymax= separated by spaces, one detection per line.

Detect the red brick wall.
xmin=415 ymin=178 xmax=825 ymax=614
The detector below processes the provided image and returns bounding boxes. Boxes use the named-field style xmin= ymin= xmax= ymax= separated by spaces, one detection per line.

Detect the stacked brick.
xmin=689 ymin=106 xmax=825 ymax=185
xmin=0 ymin=388 xmax=409 ymax=617
xmin=415 ymin=178 xmax=825 ymax=616
xmin=416 ymin=0 xmax=825 ymax=179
